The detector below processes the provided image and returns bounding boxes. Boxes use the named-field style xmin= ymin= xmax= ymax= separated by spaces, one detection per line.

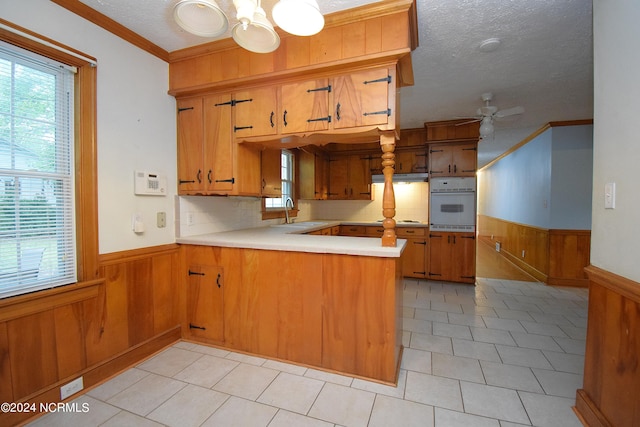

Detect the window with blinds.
xmin=0 ymin=41 xmax=76 ymax=299
xmin=265 ymin=150 xmax=294 ymax=209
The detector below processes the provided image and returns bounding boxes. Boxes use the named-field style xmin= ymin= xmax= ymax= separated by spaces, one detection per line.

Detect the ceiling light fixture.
xmin=272 ymin=0 xmax=324 ymax=37
xmin=478 ymin=37 xmax=501 ymax=53
xmin=479 ymin=116 xmax=494 ymax=139
xmin=174 ymin=0 xmax=228 ymax=37
xmin=232 ymin=1 xmax=280 ymax=53
xmin=173 ymin=0 xmax=325 ymax=54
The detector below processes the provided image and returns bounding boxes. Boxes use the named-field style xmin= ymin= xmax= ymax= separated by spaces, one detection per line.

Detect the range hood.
xmin=371 ymin=173 xmax=428 ymax=184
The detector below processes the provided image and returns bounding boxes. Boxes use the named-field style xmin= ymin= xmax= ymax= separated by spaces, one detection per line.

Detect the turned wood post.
xmin=380 ymin=132 xmax=397 ymax=247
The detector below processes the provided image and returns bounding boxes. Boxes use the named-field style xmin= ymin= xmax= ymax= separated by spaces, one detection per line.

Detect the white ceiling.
xmin=78 ymin=0 xmax=593 ymax=166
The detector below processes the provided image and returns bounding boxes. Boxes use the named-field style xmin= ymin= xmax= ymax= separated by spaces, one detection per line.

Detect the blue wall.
xmin=478 ymin=124 xmax=593 ymax=230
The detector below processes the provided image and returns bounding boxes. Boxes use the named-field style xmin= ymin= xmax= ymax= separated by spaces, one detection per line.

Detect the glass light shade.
xmin=272 ymin=0 xmax=324 ymax=36
xmin=232 ymin=7 xmax=280 ymax=53
xmin=479 ymin=117 xmax=494 ymax=137
xmin=174 ymin=0 xmax=228 ymax=37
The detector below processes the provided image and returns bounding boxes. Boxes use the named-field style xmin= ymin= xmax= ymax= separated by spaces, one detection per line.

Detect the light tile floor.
xmin=28 ymin=278 xmax=588 ymax=427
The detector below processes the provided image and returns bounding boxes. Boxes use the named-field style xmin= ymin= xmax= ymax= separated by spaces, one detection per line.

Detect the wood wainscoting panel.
xmin=478 ymin=215 xmax=549 ymax=282
xmin=576 ymin=266 xmax=640 ymax=427
xmin=478 ymin=215 xmax=590 ymax=287
xmin=0 ymin=244 xmax=181 ymax=426
xmin=54 ymin=302 xmax=87 ymax=380
xmin=548 ymin=230 xmax=591 ymax=287
xmin=7 ymin=310 xmax=58 ymax=400
xmin=0 ymin=323 xmax=12 ymax=402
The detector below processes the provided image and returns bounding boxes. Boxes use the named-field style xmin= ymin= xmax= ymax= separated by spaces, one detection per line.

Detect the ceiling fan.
xmin=459 ymin=92 xmax=525 ymax=140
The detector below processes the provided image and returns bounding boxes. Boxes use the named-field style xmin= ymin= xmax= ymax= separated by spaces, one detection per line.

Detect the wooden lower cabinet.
xmin=186 ymin=264 xmax=224 ymax=343
xmin=184 ymin=245 xmax=402 ymax=383
xmin=184 ymin=246 xmax=227 ymax=344
xmin=397 ymin=228 xmax=428 ymax=279
xmin=340 ymin=225 xmax=429 ymax=279
xmin=339 ymin=225 xmax=367 ymax=236
xmin=428 ymin=232 xmax=476 ymax=284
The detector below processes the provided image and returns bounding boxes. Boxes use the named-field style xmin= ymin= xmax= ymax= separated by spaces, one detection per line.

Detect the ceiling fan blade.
xmin=495 ymin=106 xmax=524 ymax=118
xmin=454 ymin=118 xmax=481 ymax=126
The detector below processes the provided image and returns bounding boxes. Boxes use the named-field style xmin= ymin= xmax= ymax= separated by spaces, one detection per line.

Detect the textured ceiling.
xmin=78 ymin=0 xmax=593 ymax=166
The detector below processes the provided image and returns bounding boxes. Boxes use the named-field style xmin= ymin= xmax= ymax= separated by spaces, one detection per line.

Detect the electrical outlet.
xmin=157 ymin=211 xmax=166 ymax=228
xmin=521 ymin=250 xmax=526 ymax=258
xmin=60 ymin=376 xmax=84 ymax=400
xmin=186 ymin=212 xmax=194 ymax=226
xmin=495 ymin=242 xmax=501 ymax=252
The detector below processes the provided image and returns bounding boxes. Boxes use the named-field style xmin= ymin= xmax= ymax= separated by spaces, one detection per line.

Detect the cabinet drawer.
xmin=366 ymin=226 xmax=385 ymax=237
xmin=339 ymin=225 xmax=366 ymax=236
xmin=397 ymin=227 xmax=426 ymax=238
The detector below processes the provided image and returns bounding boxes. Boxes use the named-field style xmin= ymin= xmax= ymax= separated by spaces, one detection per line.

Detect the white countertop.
xmin=177 ymin=221 xmax=408 ymax=258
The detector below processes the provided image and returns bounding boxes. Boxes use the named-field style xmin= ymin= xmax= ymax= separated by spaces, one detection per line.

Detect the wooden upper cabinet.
xmin=327 ymin=156 xmax=349 ymax=199
xmin=168 ymin=2 xmax=417 ymax=94
xmin=428 ymin=142 xmax=477 ymax=177
xmin=280 ymin=79 xmax=331 ymax=134
xmin=425 ymin=120 xmax=480 ymax=142
xmin=177 ymin=94 xmax=261 ymax=196
xmin=177 ymin=98 xmax=204 ymax=193
xmin=333 ymin=68 xmax=391 ymax=129
xmin=349 ymin=155 xmax=373 ymax=199
xmin=299 ymin=149 xmax=328 ymax=200
xmin=261 ymin=149 xmax=282 ymax=197
xmin=204 ymin=94 xmax=235 ymax=192
xmin=328 ymin=155 xmax=372 ymax=200
xmin=234 ymin=87 xmax=278 ymax=137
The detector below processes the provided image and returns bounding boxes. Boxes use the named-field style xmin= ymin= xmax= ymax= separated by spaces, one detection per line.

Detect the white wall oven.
xmin=429 ymin=177 xmax=476 ymax=232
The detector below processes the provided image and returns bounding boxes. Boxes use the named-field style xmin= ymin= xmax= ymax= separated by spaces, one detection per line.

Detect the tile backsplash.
xmin=176 ymin=182 xmax=428 ymax=237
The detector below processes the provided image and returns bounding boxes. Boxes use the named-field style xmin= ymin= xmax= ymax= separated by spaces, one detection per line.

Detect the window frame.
xmin=0 ymin=24 xmax=99 ymax=297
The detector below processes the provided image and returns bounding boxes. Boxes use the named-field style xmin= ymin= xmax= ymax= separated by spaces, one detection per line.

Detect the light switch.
xmin=604 ymin=182 xmax=616 ymax=209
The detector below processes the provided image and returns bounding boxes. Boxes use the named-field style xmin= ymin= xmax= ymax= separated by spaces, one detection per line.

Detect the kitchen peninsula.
xmin=178 ymin=222 xmax=406 ymax=384
xmin=169 ymin=0 xmax=420 ymax=385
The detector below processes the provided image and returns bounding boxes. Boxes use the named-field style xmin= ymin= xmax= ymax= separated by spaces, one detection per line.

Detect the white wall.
xmin=591 ymin=0 xmax=640 ymax=282
xmin=0 ymin=0 xmax=177 ymax=254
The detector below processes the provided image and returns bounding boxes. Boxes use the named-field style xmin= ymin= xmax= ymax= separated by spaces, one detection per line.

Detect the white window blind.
xmin=0 ymin=41 xmax=76 ymax=298
xmin=265 ymin=150 xmax=294 ymax=209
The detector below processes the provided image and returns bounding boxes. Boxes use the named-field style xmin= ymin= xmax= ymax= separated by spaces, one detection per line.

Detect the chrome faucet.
xmin=284 ymin=197 xmax=294 ymax=224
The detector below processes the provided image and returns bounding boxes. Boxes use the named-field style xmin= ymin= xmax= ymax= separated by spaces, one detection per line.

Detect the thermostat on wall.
xmin=134 ymin=171 xmax=167 ymax=196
